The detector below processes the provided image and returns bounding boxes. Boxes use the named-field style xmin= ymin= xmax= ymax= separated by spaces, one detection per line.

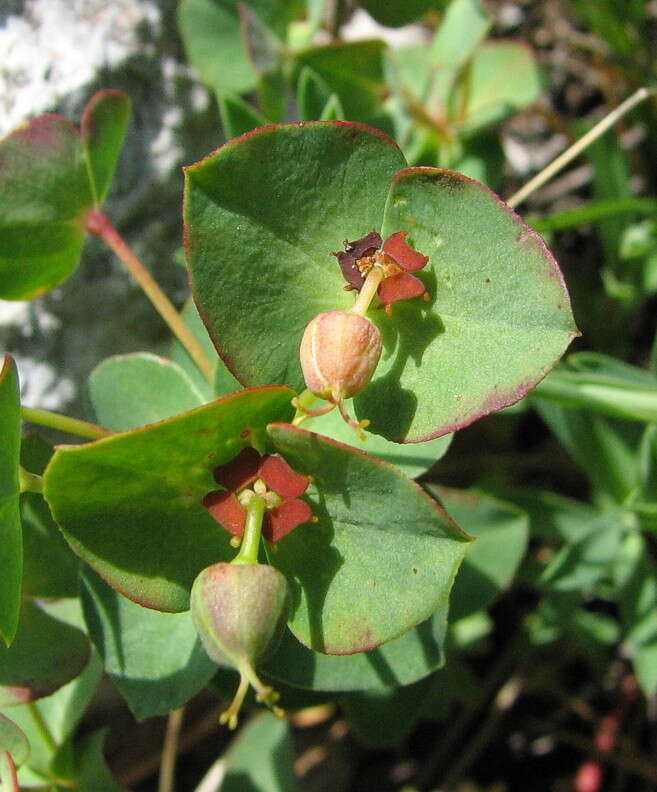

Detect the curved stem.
xmin=21 ymin=406 xmax=113 ymax=440
xmin=232 ymin=494 xmax=265 ymax=565
xmin=507 ymin=86 xmax=657 ymax=209
xmin=87 ymin=210 xmax=215 ymax=384
xmin=158 ymin=707 xmax=184 ymax=792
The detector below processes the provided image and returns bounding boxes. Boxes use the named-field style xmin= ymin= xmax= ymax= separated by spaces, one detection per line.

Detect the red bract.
xmin=334 ymin=229 xmax=429 ymax=310
xmin=203 ymin=447 xmax=313 ymax=543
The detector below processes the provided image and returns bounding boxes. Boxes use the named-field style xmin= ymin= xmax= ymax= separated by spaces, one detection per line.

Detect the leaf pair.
xmin=0 ymin=91 xmax=130 ymax=300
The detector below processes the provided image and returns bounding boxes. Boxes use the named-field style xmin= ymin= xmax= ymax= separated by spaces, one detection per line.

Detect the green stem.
xmin=232 ymin=494 xmax=266 ymax=565
xmin=18 ymin=466 xmax=43 ymax=494
xmin=86 ymin=210 xmax=215 ymax=385
xmin=21 ymin=407 xmax=113 ymax=440
xmin=158 ymin=707 xmax=184 ymax=792
xmin=28 ymin=703 xmax=57 ymax=753
xmin=349 ymin=268 xmax=384 ymax=317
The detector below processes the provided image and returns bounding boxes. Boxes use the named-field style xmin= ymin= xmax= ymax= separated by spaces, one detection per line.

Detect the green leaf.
xmin=264 ymin=605 xmax=448 ymax=691
xmin=614 ymin=532 xmax=657 ymax=695
xmin=294 ymin=41 xmax=387 ymax=123
xmin=80 ymin=568 xmax=217 ymax=719
xmin=319 ymin=93 xmax=345 ymax=122
xmin=43 ymin=387 xmax=295 ymax=612
xmin=80 ymin=90 xmax=131 ymax=205
xmin=0 ymin=600 xmax=89 ymax=706
xmin=0 ymin=356 xmax=21 ymax=646
xmin=218 ymin=712 xmax=297 ymax=792
xmin=218 ymin=93 xmax=270 ymax=139
xmin=20 ymin=434 xmax=79 ymax=599
xmin=89 ymin=353 xmax=206 ymax=431
xmin=296 ymin=66 xmax=333 ymax=122
xmin=539 ymin=509 xmax=627 ymax=592
xmin=530 ymin=198 xmax=657 ymax=234
xmin=340 ymin=676 xmax=433 ymax=747
xmin=534 ymin=353 xmax=657 ymax=424
xmin=170 ymin=299 xmax=221 ymax=401
xmin=0 ymin=713 xmax=28 ymax=766
xmin=185 ymin=122 xmax=407 ymax=389
xmin=361 ymin=0 xmax=437 ymax=27
xmin=0 ymin=116 xmax=91 ymax=300
xmin=74 ymin=730 xmax=128 ymax=792
xmin=535 ymin=401 xmax=643 ymax=504
xmin=9 ymin=651 xmax=102 ymax=778
xmin=455 ymin=42 xmax=542 ymax=134
xmin=266 ymin=422 xmax=469 ymax=653
xmin=357 ymin=168 xmax=577 ymax=441
xmin=304 ymin=403 xmax=451 ymax=478
xmin=428 ymin=0 xmax=491 ymax=103
xmin=178 ymin=0 xmax=257 ymax=95
xmin=186 ymin=123 xmax=575 ymax=443
xmin=427 ymin=486 xmax=529 ymax=620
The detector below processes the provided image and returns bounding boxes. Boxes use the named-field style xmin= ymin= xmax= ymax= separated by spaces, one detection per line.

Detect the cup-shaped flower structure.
xmin=203 ymin=447 xmax=313 ymax=545
xmin=191 ymin=561 xmax=289 ymax=729
xmin=335 ymin=229 xmax=430 ymax=313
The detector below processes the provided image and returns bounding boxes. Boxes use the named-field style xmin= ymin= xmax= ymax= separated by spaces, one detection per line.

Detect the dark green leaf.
xmin=43 ymin=387 xmax=295 ymax=612
xmin=361 ymin=0 xmax=437 ymax=27
xmin=530 ymin=198 xmax=657 ymax=234
xmin=80 ymin=90 xmax=131 ymax=205
xmin=267 ymin=422 xmax=469 ymax=653
xmin=340 ymin=676 xmax=433 ymax=747
xmin=0 ymin=356 xmax=21 ymax=646
xmin=294 ymin=41 xmax=387 ymax=122
xmin=75 ymin=730 xmax=128 ymax=792
xmin=539 ymin=509 xmax=627 ymax=592
xmin=0 ymin=116 xmax=91 ymax=300
xmin=264 ymin=605 xmax=448 ymax=691
xmin=428 ymin=486 xmax=529 ymax=620
xmin=80 ymin=568 xmax=216 ymax=719
xmin=20 ymin=434 xmax=79 ymax=599
xmin=0 ymin=600 xmax=89 ymax=706
xmin=535 ymin=400 xmax=643 ymax=504
xmin=218 ymin=93 xmax=270 ymax=139
xmin=297 ymin=67 xmax=333 ymax=122
xmin=89 ymin=353 xmax=206 ymax=431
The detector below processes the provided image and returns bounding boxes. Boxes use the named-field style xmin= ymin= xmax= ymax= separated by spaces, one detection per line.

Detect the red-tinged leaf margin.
xmin=183 ymin=120 xmax=404 ymax=387
xmin=266 ymin=421 xmax=471 ymax=654
xmin=357 ymin=165 xmax=580 ymax=443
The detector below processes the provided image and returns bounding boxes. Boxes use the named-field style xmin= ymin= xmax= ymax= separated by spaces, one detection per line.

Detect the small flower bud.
xmin=299 ymin=309 xmax=382 ymax=404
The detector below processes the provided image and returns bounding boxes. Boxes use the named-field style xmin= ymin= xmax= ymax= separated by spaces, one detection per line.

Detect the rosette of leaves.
xmin=0 ymin=90 xmax=130 ymax=300
xmin=184 ymin=121 xmax=577 ymax=443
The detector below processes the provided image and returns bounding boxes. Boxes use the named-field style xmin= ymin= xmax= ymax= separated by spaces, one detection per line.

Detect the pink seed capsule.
xmin=299 ymin=310 xmax=382 ymax=404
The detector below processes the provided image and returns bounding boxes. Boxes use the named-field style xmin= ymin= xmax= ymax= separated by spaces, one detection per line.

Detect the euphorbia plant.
xmin=0 ymin=85 xmax=578 ymax=784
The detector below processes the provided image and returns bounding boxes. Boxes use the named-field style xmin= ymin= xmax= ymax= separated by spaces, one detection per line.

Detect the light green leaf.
xmin=89 ymin=353 xmax=206 ymax=430
xmin=80 ymin=568 xmax=216 ymax=720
